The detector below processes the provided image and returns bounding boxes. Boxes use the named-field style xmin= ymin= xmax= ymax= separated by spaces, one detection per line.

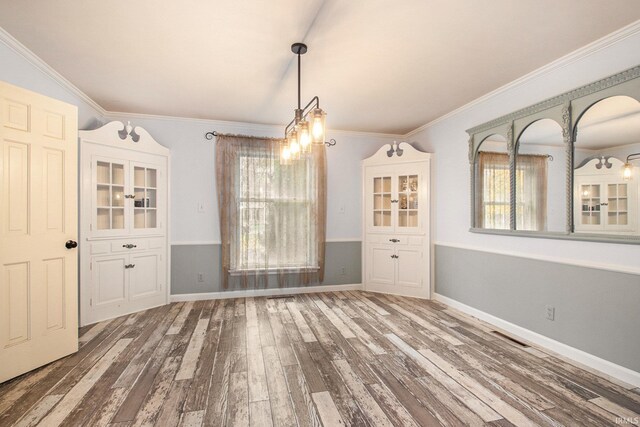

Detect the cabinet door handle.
xmin=389 ymin=238 xmax=400 ymax=243
xmin=390 ymin=199 xmax=398 ymax=203
xmin=600 ymin=202 xmax=608 ymax=206
xmin=125 ymin=264 xmax=136 ymax=269
xmin=390 ymin=254 xmax=399 ymax=259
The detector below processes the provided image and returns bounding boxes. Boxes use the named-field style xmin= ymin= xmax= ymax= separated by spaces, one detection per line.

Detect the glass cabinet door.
xmin=96 ymin=160 xmax=126 ymax=231
xmin=579 ymin=184 xmax=602 ymax=227
xmin=607 ymin=183 xmax=628 ymax=226
xmin=373 ymin=176 xmax=392 ymax=228
xmin=397 ymin=174 xmax=419 ymax=228
xmin=132 ymin=165 xmax=158 ymax=229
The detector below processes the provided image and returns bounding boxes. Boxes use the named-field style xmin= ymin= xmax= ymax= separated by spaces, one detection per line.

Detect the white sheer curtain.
xmin=516 ymin=154 xmax=548 ymax=231
xmin=216 ymin=134 xmax=326 ymax=289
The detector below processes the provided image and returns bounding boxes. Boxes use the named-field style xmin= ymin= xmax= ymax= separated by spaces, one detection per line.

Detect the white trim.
xmin=403 ymin=19 xmax=640 ymax=138
xmin=170 ymin=239 xmax=362 ymax=246
xmin=106 ymin=111 xmax=403 ymax=140
xmin=171 ymin=240 xmax=221 ymax=246
xmin=169 ymin=283 xmax=363 ymax=302
xmin=0 ymin=26 xmax=107 ymax=116
xmin=433 ymin=293 xmax=640 ymax=388
xmin=434 ymin=241 xmax=640 ymax=276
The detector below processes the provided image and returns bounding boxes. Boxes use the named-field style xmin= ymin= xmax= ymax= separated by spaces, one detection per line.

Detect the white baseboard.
xmin=434 ymin=293 xmax=640 ymax=388
xmin=170 ymin=283 xmax=363 ymax=302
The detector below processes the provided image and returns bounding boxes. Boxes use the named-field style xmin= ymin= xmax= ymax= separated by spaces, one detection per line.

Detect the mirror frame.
xmin=467 ymin=65 xmax=640 ymax=244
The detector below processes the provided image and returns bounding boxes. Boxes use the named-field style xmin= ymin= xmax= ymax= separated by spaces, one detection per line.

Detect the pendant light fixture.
xmin=623 ymin=153 xmax=640 ymax=180
xmin=281 ymin=42 xmax=334 ymax=163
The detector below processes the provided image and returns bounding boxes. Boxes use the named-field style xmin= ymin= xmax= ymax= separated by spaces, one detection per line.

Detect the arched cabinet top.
xmin=363 ymin=141 xmax=431 ymax=166
xmin=80 ymin=121 xmax=170 ymax=157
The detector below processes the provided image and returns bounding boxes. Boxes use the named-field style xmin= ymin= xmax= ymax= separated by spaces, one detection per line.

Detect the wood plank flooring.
xmin=1 ymin=291 xmax=639 ymax=426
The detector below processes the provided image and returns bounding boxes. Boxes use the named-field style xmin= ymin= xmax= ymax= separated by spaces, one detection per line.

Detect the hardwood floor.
xmin=1 ymin=291 xmax=639 ymax=426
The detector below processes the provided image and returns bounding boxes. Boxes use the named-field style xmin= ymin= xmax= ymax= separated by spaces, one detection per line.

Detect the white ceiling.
xmin=1 ymin=1 xmax=640 ymax=134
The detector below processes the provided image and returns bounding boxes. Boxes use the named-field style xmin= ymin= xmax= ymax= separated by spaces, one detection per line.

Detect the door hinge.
xmin=90 ymin=298 xmax=93 ymax=306
xmin=90 ymin=261 xmax=92 ymax=270
xmin=90 ymin=223 xmax=93 ymax=231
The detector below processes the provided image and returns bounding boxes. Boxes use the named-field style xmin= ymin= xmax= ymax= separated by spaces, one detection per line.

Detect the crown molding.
xmin=0 ymin=26 xmax=107 ymax=116
xmin=103 ymin=110 xmax=402 ymax=140
xmin=403 ymin=19 xmax=640 ymax=139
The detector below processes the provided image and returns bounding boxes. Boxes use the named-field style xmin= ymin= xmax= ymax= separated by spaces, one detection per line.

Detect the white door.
xmin=396 ymin=247 xmax=422 ymax=289
xmin=0 ymin=81 xmax=78 ymax=383
xmin=129 ymin=251 xmax=162 ymax=300
xmin=367 ymin=244 xmax=395 ymax=288
xmin=92 ymin=254 xmax=128 ymax=308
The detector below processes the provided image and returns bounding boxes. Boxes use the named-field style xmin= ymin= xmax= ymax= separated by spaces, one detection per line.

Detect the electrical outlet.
xmin=545 ymin=305 xmax=555 ymax=321
xmin=338 ymin=204 xmax=346 ymax=215
xmin=197 ymin=272 xmax=205 ymax=283
xmin=340 ymin=267 xmax=346 ymax=276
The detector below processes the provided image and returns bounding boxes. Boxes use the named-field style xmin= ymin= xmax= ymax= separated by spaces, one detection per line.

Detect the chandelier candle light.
xmin=281 ymin=42 xmax=333 ymax=164
xmin=623 ymin=153 xmax=640 ymax=180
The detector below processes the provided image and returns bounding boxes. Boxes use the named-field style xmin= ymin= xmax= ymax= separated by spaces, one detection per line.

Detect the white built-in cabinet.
xmin=362 ymin=142 xmax=431 ymax=298
xmin=574 ymin=157 xmax=637 ymax=234
xmin=80 ymin=121 xmax=170 ymax=326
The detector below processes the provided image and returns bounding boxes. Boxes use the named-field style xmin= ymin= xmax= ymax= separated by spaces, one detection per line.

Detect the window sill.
xmin=229 ymin=266 xmax=320 ymax=276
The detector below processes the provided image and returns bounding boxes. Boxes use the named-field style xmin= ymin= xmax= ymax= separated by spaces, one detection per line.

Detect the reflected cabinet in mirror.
xmin=467 ymin=65 xmax=640 ymax=243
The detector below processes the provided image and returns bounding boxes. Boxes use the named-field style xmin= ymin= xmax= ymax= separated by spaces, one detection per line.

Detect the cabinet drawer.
xmin=367 ymin=234 xmax=415 ymax=245
xmin=111 ymin=239 xmax=149 ymax=253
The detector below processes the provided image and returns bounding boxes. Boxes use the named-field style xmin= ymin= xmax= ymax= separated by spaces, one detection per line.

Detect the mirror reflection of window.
xmin=573 ymin=95 xmax=640 ymax=235
xmin=516 ymin=119 xmax=566 ymax=232
xmin=475 ymin=134 xmax=510 ymax=229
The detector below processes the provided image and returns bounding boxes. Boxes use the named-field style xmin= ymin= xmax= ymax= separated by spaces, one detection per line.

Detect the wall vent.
xmin=491 ymin=330 xmax=530 ymax=348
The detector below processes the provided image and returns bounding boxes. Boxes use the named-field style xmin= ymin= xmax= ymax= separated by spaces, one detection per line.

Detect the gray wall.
xmin=435 ymin=244 xmax=640 ymax=372
xmin=171 ymin=241 xmax=361 ymax=294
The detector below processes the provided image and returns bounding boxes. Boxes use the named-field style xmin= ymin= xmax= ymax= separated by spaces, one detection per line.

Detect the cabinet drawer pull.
xmin=389 ymin=238 xmax=400 ymax=243
xmin=122 ymin=244 xmax=137 ymax=249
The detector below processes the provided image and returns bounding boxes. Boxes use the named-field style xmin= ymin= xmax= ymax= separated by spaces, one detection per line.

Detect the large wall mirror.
xmin=467 ymin=65 xmax=640 ymax=243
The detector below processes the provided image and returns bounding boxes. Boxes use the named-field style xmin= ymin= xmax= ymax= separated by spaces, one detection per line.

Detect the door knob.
xmin=65 ymin=240 xmax=78 ymax=249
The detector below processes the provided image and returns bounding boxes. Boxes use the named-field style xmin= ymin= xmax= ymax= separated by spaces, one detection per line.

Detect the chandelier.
xmin=623 ymin=152 xmax=640 ymax=180
xmin=281 ymin=42 xmax=334 ymax=163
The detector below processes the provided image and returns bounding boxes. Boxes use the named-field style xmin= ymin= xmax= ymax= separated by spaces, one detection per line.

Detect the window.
xmin=477 ymin=152 xmax=547 ymax=230
xmin=234 ymin=152 xmax=317 ymax=271
xmin=216 ymin=135 xmax=326 ymax=289
xmin=478 ymin=152 xmax=511 ymax=230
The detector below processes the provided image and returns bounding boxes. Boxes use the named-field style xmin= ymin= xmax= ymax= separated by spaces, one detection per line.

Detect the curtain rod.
xmin=204 ymin=131 xmax=283 ymax=141
xmin=478 ymin=150 xmax=554 ymax=161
